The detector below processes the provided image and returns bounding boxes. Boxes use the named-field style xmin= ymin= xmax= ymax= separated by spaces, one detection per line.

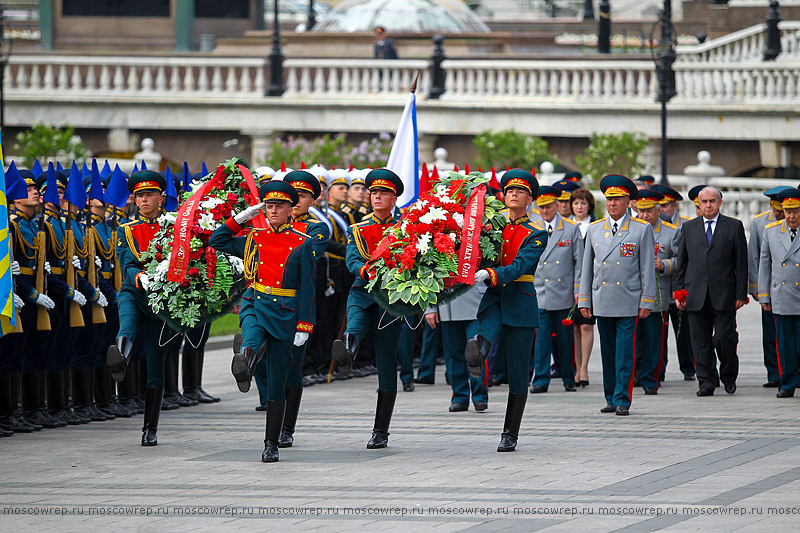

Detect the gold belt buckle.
xmin=264 ymin=286 xmax=272 ymax=294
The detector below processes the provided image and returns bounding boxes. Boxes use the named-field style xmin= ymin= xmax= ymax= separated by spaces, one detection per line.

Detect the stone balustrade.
xmin=676 ymin=21 xmax=800 ymax=62
xmin=283 ymin=59 xmax=430 ymax=97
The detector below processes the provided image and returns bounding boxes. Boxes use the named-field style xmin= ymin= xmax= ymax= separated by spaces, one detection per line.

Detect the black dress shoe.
xmin=777 ymin=389 xmax=795 ymax=398
xmin=402 ymin=381 xmax=415 ymax=392
xmin=262 ymin=441 xmax=279 ymax=462
xmin=579 ymin=380 xmax=589 ymax=387
xmin=497 ymin=434 xmax=517 ymax=452
xmin=413 ymin=377 xmax=434 ymax=385
xmin=367 ymin=430 xmax=389 ymax=449
xmin=644 ymin=387 xmax=658 ymax=395
xmin=530 ymin=385 xmax=547 ymax=394
xmin=600 ymin=404 xmax=615 ymax=413
xmin=615 ymin=406 xmax=629 ymax=416
xmin=724 ymin=382 xmax=736 ymax=395
xmin=160 ymin=398 xmax=180 ymax=410
xmin=763 ymin=381 xmax=779 ymax=388
xmin=474 ymin=402 xmax=488 ymax=412
xmin=683 ymin=373 xmax=696 ymax=381
xmin=448 ymin=402 xmax=468 ymax=412
xmin=255 ymin=403 xmax=267 ymax=412
xmin=465 ymin=335 xmax=491 ymax=378
xmin=697 ymin=388 xmax=714 ymax=397
xmin=564 ymin=384 xmax=577 ymax=392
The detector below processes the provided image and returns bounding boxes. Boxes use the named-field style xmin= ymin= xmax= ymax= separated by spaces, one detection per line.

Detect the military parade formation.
xmin=2 ymin=158 xmax=800 ymax=464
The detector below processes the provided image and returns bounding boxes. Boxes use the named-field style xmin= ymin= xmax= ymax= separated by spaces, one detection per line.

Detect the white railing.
xmin=6 ymin=55 xmax=268 ymax=98
xmin=283 ymin=59 xmax=429 ymax=97
xmin=674 ymin=61 xmax=800 ymax=102
xmin=676 ymin=21 xmax=800 ymax=62
xmin=440 ymin=60 xmax=658 ymax=101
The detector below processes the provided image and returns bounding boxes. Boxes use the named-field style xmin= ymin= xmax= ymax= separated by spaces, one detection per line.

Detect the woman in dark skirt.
xmin=570 ymin=188 xmax=596 ymax=387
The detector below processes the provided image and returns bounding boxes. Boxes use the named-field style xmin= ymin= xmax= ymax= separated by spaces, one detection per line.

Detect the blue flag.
xmin=141 ymin=160 xmax=148 ymax=171
xmin=0 ymin=139 xmax=19 ymax=335
xmin=105 ymin=164 xmax=129 ymax=209
xmin=56 ymin=162 xmax=64 ymax=173
xmin=81 ymin=162 xmax=90 ymax=178
xmin=164 ymin=167 xmax=178 ymax=212
xmin=131 ymin=163 xmax=139 ymax=175
xmin=201 ymin=162 xmax=209 ymax=177
xmin=32 ymin=159 xmax=43 ymax=177
xmin=5 ymin=162 xmax=28 ymax=202
xmin=65 ymin=161 xmax=87 ymax=210
xmin=101 ymin=160 xmax=112 ymax=179
xmin=43 ymin=163 xmax=60 ymax=207
xmin=181 ymin=162 xmax=192 ymax=193
xmin=89 ymin=161 xmax=104 ymax=202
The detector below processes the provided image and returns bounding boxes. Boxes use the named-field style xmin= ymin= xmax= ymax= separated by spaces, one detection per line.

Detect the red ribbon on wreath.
xmin=457 ymin=183 xmax=486 ymax=284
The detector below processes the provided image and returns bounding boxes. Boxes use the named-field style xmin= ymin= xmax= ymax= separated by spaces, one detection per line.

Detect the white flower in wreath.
xmin=229 ymin=256 xmax=245 ymax=275
xmin=200 ymin=197 xmax=225 ymax=210
xmin=153 ymin=260 xmax=170 ymax=282
xmin=158 ymin=212 xmax=177 ymax=226
xmin=416 ymin=232 xmax=432 ymax=255
xmin=452 ymin=212 xmax=464 ymax=228
xmin=419 ymin=206 xmax=447 ymax=225
xmin=197 ymin=211 xmax=217 ymax=231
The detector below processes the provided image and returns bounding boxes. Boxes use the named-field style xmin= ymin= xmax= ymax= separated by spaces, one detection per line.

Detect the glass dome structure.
xmin=313 ymin=0 xmax=491 ymax=34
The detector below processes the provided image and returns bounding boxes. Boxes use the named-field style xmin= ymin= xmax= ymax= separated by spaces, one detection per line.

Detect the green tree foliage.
xmin=13 ymin=123 xmax=90 ymax=169
xmin=473 ymin=129 xmax=559 ymax=170
xmin=575 ymin=132 xmax=649 ymax=183
xmin=264 ymin=132 xmax=393 ymax=169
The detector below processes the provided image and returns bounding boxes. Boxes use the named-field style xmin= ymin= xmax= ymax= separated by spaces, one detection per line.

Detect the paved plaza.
xmin=2 ymin=302 xmax=800 ymax=532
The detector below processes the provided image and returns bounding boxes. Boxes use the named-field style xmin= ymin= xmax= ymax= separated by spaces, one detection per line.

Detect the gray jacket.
xmin=748 ymin=210 xmax=779 ymax=295
xmin=531 ymin=213 xmax=584 ymax=311
xmin=652 ymin=219 xmax=678 ymax=313
xmin=578 ymin=213 xmax=657 ymax=317
xmin=427 ymin=282 xmax=487 ymax=322
xmin=758 ymin=219 xmax=800 ymax=316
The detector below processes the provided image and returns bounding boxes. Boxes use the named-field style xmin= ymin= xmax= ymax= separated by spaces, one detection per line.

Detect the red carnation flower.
xmin=227 ymin=192 xmax=239 ymax=203
xmin=155 ymin=244 xmax=163 ymax=253
xmin=155 ymin=252 xmax=164 ymax=262
xmin=188 ymin=267 xmax=199 ymax=278
xmin=179 ymin=278 xmax=191 ymax=288
xmin=561 ymin=318 xmax=574 ymax=327
xmin=673 ymin=289 xmax=688 ymax=304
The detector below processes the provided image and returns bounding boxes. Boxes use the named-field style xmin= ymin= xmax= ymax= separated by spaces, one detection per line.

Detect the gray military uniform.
xmin=758 ymin=220 xmax=800 ymax=315
xmin=748 ymin=210 xmax=779 ymax=295
xmin=578 ymin=213 xmax=657 ymax=316
xmin=531 ymin=213 xmax=584 ymax=311
xmin=653 ymin=220 xmax=679 ymax=313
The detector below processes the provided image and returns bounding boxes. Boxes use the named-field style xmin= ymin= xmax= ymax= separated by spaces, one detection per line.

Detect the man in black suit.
xmin=674 ymin=187 xmax=748 ymax=396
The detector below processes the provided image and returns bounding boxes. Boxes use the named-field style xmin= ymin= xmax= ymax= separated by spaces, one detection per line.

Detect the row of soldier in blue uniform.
xmin=0 ymin=162 xmax=220 ymax=440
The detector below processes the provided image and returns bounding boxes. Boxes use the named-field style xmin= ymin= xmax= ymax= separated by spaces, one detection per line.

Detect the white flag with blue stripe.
xmin=386 ymin=89 xmax=419 ymax=209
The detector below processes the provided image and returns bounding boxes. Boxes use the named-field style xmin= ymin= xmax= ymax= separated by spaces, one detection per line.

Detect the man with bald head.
xmin=674 ymin=187 xmax=748 ymax=397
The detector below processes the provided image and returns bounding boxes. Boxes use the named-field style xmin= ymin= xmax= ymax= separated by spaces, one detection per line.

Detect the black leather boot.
xmin=465 ymin=334 xmax=491 ymax=379
xmin=331 ymin=332 xmax=359 ymax=376
xmin=73 ymin=367 xmax=105 ymax=421
xmin=84 ymin=367 xmax=110 ymax=421
xmin=106 ymin=336 xmax=133 ymax=382
xmin=0 ymin=373 xmax=28 ymax=433
xmin=133 ymin=359 xmax=147 ymax=412
xmin=367 ymin=389 xmax=397 ymax=449
xmin=21 ymin=372 xmax=59 ymax=428
xmin=278 ymin=386 xmax=303 ymax=448
xmin=9 ymin=372 xmax=38 ymax=432
xmin=497 ymin=392 xmax=527 ymax=452
xmin=62 ymin=370 xmax=90 ymax=424
xmin=163 ymin=351 xmax=196 ymax=407
xmin=262 ymin=400 xmax=286 ymax=462
xmin=195 ymin=350 xmax=219 ymax=402
xmin=95 ymin=365 xmax=132 ymax=418
xmin=141 ymin=387 xmax=163 ymax=446
xmin=231 ymin=346 xmax=263 ymax=393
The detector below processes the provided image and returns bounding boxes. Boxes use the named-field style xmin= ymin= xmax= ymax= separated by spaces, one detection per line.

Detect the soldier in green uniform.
xmin=466 ymin=169 xmax=548 ymax=452
xmin=331 ymin=169 xmax=404 ymax=449
xmin=106 ymin=170 xmax=170 ymax=446
xmin=209 ymin=180 xmax=316 ymax=463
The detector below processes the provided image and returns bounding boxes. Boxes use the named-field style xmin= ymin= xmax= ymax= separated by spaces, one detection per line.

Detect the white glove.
xmin=293 ymin=331 xmax=309 ymax=347
xmin=72 ymin=255 xmax=81 ymax=269
xmin=35 ymin=293 xmax=55 ymax=309
xmin=72 ymin=291 xmax=87 ymax=307
xmin=44 ymin=262 xmax=51 ymax=274
xmin=233 ymin=202 xmax=265 ymax=224
xmin=14 ymin=294 xmax=24 ymax=309
xmin=11 ymin=261 xmax=20 ymax=275
xmin=139 ymin=273 xmax=150 ymax=292
xmin=95 ymin=256 xmax=102 ymax=268
xmin=97 ymin=292 xmax=108 ymax=308
xmin=474 ymin=269 xmax=490 ymax=284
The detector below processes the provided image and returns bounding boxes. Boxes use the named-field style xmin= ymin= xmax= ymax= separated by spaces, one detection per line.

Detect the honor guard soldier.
xmin=106 ymin=170 xmax=171 ymax=446
xmin=552 ymin=179 xmax=580 ymax=219
xmin=250 ymin=171 xmax=329 ymax=448
xmin=529 ymin=185 xmax=584 ymax=393
xmin=633 ymin=190 xmax=677 ymax=394
xmin=343 ymin=168 xmax=370 ymax=222
xmin=758 ymin=188 xmax=800 ymax=398
xmin=749 ymin=186 xmax=792 ymax=388
xmin=651 ymin=183 xmax=695 ymax=381
xmin=578 ymin=175 xmax=656 ymax=416
xmin=331 ymin=169 xmax=404 ymax=449
xmin=467 ymin=169 xmax=548 ymax=452
xmin=210 ymin=180 xmax=315 ymax=463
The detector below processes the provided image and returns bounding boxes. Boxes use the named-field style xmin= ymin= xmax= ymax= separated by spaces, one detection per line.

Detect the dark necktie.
xmin=612 ymin=222 xmax=618 ymax=236
xmin=792 ymin=228 xmax=797 ymax=242
xmin=548 ymin=224 xmax=553 ymax=236
xmin=706 ymin=221 xmax=713 ymax=245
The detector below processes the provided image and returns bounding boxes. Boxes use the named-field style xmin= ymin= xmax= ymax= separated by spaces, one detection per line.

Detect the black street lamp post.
xmin=308 ymin=0 xmax=316 ymax=30
xmin=267 ymin=0 xmax=286 ymax=96
xmin=584 ymin=0 xmax=595 ymax=21
xmin=598 ymin=0 xmax=611 ymax=53
xmin=0 ymin=3 xmax=12 ymax=142
xmin=654 ymin=0 xmax=676 ymax=184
